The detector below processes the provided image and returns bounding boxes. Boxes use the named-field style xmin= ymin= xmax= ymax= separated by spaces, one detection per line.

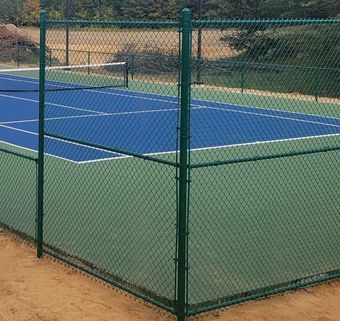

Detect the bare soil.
xmin=0 ymin=24 xmax=36 ymax=46
xmin=22 ymin=27 xmax=236 ymax=59
xmin=0 ymin=230 xmax=340 ymax=321
xmin=0 ymin=25 xmax=38 ymax=66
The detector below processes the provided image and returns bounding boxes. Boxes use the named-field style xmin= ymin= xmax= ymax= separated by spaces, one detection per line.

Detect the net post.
xmin=315 ymin=67 xmax=321 ymax=102
xmin=177 ymin=8 xmax=192 ymax=321
xmin=37 ymin=10 xmax=47 ymax=259
xmin=131 ymin=54 xmax=135 ymax=80
xmin=125 ymin=61 xmax=129 ymax=88
xmin=241 ymin=62 xmax=246 ymax=94
xmin=17 ymin=44 xmax=20 ymax=67
xmin=87 ymin=51 xmax=91 ymax=75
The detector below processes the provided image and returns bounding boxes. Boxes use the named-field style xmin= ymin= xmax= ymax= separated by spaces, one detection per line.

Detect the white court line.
xmin=2 ymin=120 xmax=340 ymax=165
xmin=0 ymin=124 xmax=121 ymax=163
xmin=0 ymin=113 xmax=102 ymax=125
xmin=0 ymin=74 xmax=178 ymax=112
xmin=0 ymin=86 xmax=207 ymax=126
xmin=0 ymin=92 xmax=104 ymax=115
xmin=0 ymin=62 xmax=126 ymax=73
xmin=2 ymin=92 xmax=340 ymax=163
xmin=0 ymin=124 xmax=37 ymax=135
xmin=0 ymin=107 xmax=186 ymax=126
xmin=2 ymin=90 xmax=340 ymax=130
xmin=0 ymin=88 xmax=181 ymax=123
xmin=76 ymin=154 xmax=130 ymax=164
xmin=189 ymin=132 xmax=340 ymax=153
xmin=0 ymin=140 xmax=37 ymax=155
xmin=2 ymin=71 xmax=340 ymax=124
xmin=65 ymin=78 xmax=340 ymax=124
xmin=202 ymin=106 xmax=340 ymax=129
xmin=2 ymin=73 xmax=340 ymax=163
xmin=57 ymin=84 xmax=340 ymax=124
xmin=0 ymin=139 xmax=78 ymax=163
xmin=76 ymin=133 xmax=340 ymax=164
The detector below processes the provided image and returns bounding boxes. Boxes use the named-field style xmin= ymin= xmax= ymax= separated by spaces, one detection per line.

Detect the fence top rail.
xmin=0 ymin=147 xmax=38 ymax=162
xmin=46 ymin=16 xmax=340 ymax=28
xmin=192 ymin=18 xmax=340 ymax=27
xmin=46 ymin=19 xmax=180 ymax=28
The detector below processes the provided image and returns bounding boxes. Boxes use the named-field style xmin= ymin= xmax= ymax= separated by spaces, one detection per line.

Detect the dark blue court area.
xmin=1 ymin=72 xmax=340 ymax=163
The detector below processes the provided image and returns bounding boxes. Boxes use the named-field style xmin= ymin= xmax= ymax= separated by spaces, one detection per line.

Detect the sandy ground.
xmin=21 ymin=27 xmax=235 ymax=59
xmin=0 ymin=230 xmax=340 ymax=321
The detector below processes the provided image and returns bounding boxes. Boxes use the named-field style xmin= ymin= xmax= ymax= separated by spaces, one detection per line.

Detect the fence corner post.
xmin=37 ymin=10 xmax=47 ymax=259
xmin=177 ymin=7 xmax=192 ymax=321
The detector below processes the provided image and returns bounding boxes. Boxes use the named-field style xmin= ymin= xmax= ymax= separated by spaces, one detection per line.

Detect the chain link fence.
xmin=0 ymin=9 xmax=339 ymax=321
xmin=39 ymin=13 xmax=181 ymax=314
xmin=188 ymin=17 xmax=340 ymax=315
xmin=0 ymin=147 xmax=37 ymax=240
xmin=0 ymin=44 xmax=39 ymax=67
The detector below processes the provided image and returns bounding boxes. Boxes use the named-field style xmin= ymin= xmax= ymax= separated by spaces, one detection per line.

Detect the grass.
xmin=202 ymin=66 xmax=339 ymax=98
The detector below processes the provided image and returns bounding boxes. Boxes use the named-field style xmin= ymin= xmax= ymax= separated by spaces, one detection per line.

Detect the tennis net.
xmin=0 ymin=62 xmax=128 ymax=93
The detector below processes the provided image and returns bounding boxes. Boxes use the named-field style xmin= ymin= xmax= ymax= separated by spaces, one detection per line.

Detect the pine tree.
xmin=20 ymin=0 xmax=39 ymax=25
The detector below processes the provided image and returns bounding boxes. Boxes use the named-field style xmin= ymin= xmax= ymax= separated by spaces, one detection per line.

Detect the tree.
xmin=20 ymin=0 xmax=39 ymax=25
xmin=7 ymin=0 xmax=340 ymax=24
xmin=0 ymin=0 xmax=23 ymax=23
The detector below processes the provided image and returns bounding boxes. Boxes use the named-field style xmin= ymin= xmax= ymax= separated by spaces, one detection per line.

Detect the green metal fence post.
xmin=131 ymin=54 xmax=135 ymax=80
xmin=241 ymin=62 xmax=246 ymax=93
xmin=177 ymin=8 xmax=192 ymax=321
xmin=125 ymin=61 xmax=129 ymax=88
xmin=37 ymin=10 xmax=47 ymax=258
xmin=315 ymin=67 xmax=321 ymax=102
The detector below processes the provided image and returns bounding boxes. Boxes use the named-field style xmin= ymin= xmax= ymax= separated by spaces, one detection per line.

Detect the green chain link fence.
xmin=0 ymin=9 xmax=339 ymax=321
xmin=188 ymin=16 xmax=340 ymax=315
xmin=0 ymin=147 xmax=37 ymax=240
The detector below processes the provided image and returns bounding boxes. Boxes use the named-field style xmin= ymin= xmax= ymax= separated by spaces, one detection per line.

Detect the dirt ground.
xmin=21 ymin=27 xmax=235 ymax=59
xmin=0 ymin=230 xmax=340 ymax=321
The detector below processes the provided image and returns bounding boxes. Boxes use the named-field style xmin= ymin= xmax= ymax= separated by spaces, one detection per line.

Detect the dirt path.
xmin=0 ymin=230 xmax=339 ymax=321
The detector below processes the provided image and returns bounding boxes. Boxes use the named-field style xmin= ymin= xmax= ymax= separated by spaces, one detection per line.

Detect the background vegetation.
xmin=0 ymin=0 xmax=338 ymax=99
xmin=0 ymin=0 xmax=339 ymax=25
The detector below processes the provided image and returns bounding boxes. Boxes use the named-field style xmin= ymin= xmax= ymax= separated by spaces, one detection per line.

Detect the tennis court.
xmin=1 ymin=68 xmax=340 ymax=163
xmin=1 ymin=12 xmax=340 ymax=321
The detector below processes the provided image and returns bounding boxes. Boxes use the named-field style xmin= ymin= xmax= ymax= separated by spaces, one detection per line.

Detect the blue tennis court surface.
xmin=1 ymin=72 xmax=340 ymax=163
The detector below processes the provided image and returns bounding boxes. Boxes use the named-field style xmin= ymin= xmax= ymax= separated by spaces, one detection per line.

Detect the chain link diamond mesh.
xmin=40 ymin=18 xmax=183 ymax=313
xmin=0 ymin=146 xmax=37 ymax=240
xmin=187 ymin=18 xmax=340 ymax=315
xmin=0 ymin=11 xmax=339 ymax=321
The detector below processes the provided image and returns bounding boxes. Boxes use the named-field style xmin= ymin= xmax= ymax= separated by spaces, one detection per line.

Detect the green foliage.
xmin=0 ymin=0 xmax=38 ymax=25
xmin=218 ymin=22 xmax=339 ymax=98
xmin=279 ymin=0 xmax=340 ymax=19
xmin=0 ymin=45 xmax=39 ymax=65
xmin=221 ymin=24 xmax=340 ymax=68
xmin=115 ymin=44 xmax=179 ymax=75
xmin=39 ymin=0 xmax=339 ymax=22
xmin=0 ymin=0 xmax=23 ymax=23
xmin=0 ymin=0 xmax=339 ymax=25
